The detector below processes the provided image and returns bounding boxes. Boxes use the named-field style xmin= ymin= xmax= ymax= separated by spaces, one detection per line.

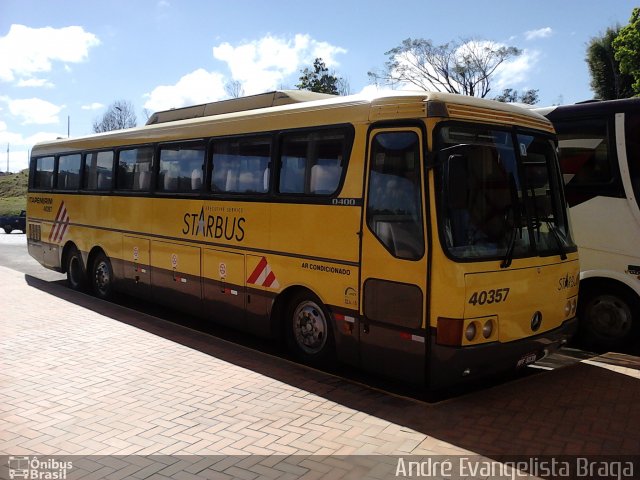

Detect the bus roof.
xmin=145 ymin=90 xmax=337 ymax=125
xmin=535 ymin=97 xmax=640 ymax=119
xmin=32 ymin=90 xmax=553 ymax=156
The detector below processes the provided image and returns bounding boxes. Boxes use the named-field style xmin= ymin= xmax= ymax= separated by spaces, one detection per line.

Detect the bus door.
xmin=359 ymin=128 xmax=428 ymax=385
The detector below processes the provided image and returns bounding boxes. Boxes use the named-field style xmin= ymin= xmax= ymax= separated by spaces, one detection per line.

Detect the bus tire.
xmin=66 ymin=247 xmax=87 ymax=291
xmin=3 ymin=226 xmax=12 ymax=234
xmin=578 ymin=283 xmax=638 ymax=349
xmin=91 ymin=251 xmax=113 ymax=300
xmin=285 ymin=291 xmax=336 ymax=367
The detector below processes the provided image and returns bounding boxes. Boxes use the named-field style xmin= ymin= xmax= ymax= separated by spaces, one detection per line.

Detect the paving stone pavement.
xmin=1 ymin=265 xmax=640 ymax=478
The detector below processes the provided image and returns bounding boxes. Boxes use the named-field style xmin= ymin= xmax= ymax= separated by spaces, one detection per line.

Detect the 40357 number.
xmin=468 ymin=288 xmax=510 ymax=306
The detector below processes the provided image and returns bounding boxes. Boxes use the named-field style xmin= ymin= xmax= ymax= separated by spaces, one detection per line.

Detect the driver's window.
xmin=366 ymin=131 xmax=424 ymax=260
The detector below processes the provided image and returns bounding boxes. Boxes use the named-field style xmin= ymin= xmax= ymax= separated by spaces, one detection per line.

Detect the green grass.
xmin=0 ymin=170 xmax=28 ymax=216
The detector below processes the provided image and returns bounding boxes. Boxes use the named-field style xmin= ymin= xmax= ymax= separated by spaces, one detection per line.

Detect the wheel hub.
xmin=293 ymin=302 xmax=327 ymax=354
xmin=590 ymin=295 xmax=632 ymax=337
xmin=95 ymin=262 xmax=110 ymax=291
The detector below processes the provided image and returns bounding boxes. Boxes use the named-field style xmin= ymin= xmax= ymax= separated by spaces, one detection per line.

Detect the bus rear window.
xmin=33 ymin=156 xmax=55 ymax=189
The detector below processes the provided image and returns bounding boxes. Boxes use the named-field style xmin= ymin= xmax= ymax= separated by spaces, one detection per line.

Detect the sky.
xmin=0 ymin=0 xmax=637 ymax=172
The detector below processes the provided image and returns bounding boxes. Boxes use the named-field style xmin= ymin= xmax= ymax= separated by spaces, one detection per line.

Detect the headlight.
xmin=482 ymin=319 xmax=493 ymax=339
xmin=465 ymin=322 xmax=477 ymax=341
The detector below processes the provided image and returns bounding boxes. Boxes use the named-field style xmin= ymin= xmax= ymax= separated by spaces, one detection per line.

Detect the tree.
xmin=613 ymin=7 xmax=640 ymax=96
xmin=494 ymin=88 xmax=540 ymax=104
xmin=368 ymin=37 xmax=521 ymax=98
xmin=297 ymin=58 xmax=343 ymax=95
xmin=93 ymin=100 xmax=137 ymax=133
xmin=225 ymin=80 xmax=245 ymax=98
xmin=586 ymin=26 xmax=634 ymax=99
xmin=336 ymin=77 xmax=351 ymax=96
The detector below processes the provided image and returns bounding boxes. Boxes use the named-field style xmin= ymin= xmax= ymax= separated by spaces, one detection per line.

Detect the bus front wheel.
xmin=578 ymin=284 xmax=638 ymax=349
xmin=91 ymin=252 xmax=113 ymax=300
xmin=285 ymin=292 xmax=336 ymax=367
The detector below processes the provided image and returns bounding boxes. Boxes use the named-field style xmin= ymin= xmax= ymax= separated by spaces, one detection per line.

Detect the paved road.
xmin=0 ymin=231 xmax=65 ymax=282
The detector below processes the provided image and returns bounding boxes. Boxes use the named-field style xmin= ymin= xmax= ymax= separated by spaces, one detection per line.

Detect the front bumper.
xmin=427 ymin=317 xmax=578 ymax=390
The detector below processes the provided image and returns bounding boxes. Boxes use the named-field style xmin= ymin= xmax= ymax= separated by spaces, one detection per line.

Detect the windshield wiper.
xmin=545 ymin=220 xmax=568 ymax=260
xmin=500 ymin=225 xmax=518 ymax=268
xmin=501 ymin=174 xmax=521 ymax=269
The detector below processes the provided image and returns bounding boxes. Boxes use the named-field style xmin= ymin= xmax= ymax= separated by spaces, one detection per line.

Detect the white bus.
xmin=537 ymin=98 xmax=640 ymax=348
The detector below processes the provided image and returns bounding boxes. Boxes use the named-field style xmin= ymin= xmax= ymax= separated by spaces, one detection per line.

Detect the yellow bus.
xmin=27 ymin=90 xmax=579 ymax=389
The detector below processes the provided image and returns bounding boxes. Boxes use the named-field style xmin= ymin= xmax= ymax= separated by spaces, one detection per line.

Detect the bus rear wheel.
xmin=91 ymin=252 xmax=113 ymax=300
xmin=578 ymin=284 xmax=638 ymax=349
xmin=66 ymin=247 xmax=87 ymax=291
xmin=285 ymin=292 xmax=335 ymax=367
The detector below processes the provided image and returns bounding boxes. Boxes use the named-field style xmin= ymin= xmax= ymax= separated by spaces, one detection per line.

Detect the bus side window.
xmin=278 ymin=128 xmax=346 ymax=195
xmin=626 ymin=111 xmax=640 ymax=206
xmin=556 ymin=117 xmax=622 ymax=207
xmin=83 ymin=151 xmax=114 ymax=191
xmin=117 ymin=146 xmax=154 ymax=191
xmin=211 ymin=136 xmax=270 ymax=194
xmin=56 ymin=154 xmax=82 ymax=190
xmin=158 ymin=143 xmax=205 ymax=193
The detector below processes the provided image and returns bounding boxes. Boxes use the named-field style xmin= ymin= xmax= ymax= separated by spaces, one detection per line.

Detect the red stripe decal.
xmin=247 ymin=257 xmax=267 ymax=284
xmin=55 ymin=212 xmax=69 ymax=242
xmin=49 ymin=202 xmax=67 ymax=242
xmin=263 ymin=271 xmax=276 ymax=288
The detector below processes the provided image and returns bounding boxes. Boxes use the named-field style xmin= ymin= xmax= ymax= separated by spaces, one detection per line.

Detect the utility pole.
xmin=6 ymin=143 xmax=8 ymax=173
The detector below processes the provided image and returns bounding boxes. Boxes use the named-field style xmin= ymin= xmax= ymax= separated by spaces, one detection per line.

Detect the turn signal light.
xmin=436 ymin=317 xmax=463 ymax=346
xmin=564 ymin=297 xmax=578 ymax=318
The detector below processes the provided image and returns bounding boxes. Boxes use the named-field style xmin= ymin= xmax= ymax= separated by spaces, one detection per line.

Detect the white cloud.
xmin=0 ymin=123 xmax=64 ymax=171
xmin=0 ymin=121 xmax=22 ymax=145
xmin=494 ymin=49 xmax=541 ymax=91
xmin=16 ymin=78 xmax=54 ymax=88
xmin=143 ymin=68 xmax=227 ymax=112
xmin=81 ymin=102 xmax=105 ymax=110
xmin=7 ymin=98 xmax=64 ymax=125
xmin=213 ymin=34 xmax=347 ymax=94
xmin=143 ymin=34 xmax=347 ymax=112
xmin=0 ymin=148 xmax=30 ymax=172
xmin=524 ymin=27 xmax=553 ymax=41
xmin=0 ymin=24 xmax=100 ymax=83
xmin=24 ymin=131 xmax=65 ymax=144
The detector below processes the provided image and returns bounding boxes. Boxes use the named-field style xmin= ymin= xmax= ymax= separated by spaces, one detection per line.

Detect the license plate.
xmin=516 ymin=352 xmax=538 ymax=368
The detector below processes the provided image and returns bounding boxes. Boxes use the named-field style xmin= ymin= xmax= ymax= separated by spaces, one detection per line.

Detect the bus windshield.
xmin=436 ymin=124 xmax=575 ymax=263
